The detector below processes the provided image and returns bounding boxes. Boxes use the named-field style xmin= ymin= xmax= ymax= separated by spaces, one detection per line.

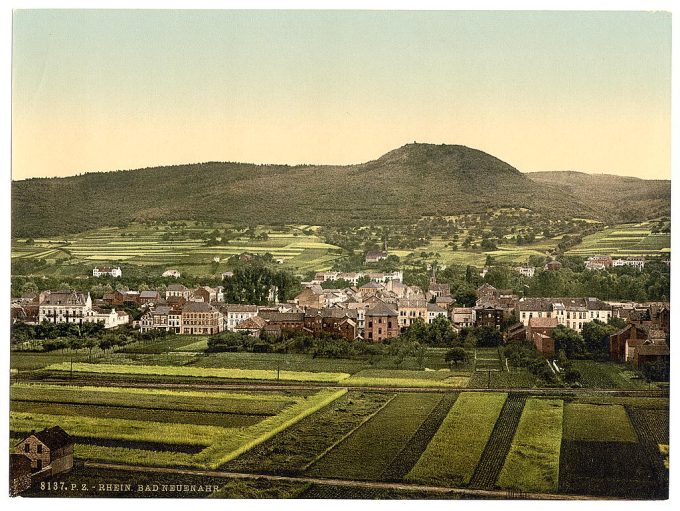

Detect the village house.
xmin=139 ymin=290 xmax=161 ymax=304
xmin=544 ymin=260 xmax=562 ymax=271
xmin=38 ymin=291 xmax=92 ymax=325
xmin=140 ymin=305 xmax=173 ymax=333
xmin=365 ymin=248 xmax=388 ymax=264
xmin=612 ymin=256 xmax=646 ymax=270
xmin=14 ymin=426 xmax=74 ymax=475
xmin=92 ymin=266 xmax=122 ymax=278
xmin=473 ymin=304 xmax=505 ymax=329
xmin=516 ymin=297 xmax=611 ymax=333
xmin=162 ymin=269 xmax=181 ymax=278
xmin=257 ymin=311 xmax=306 ymax=336
xmin=221 ymin=304 xmax=259 ymax=331
xmin=293 ymin=285 xmax=326 ymax=309
xmin=585 ymin=255 xmax=613 ymax=270
xmin=365 ymin=302 xmax=399 ymax=342
xmin=609 ymin=324 xmax=650 ymax=363
xmin=517 ymin=265 xmax=536 ymax=278
xmin=84 ymin=307 xmax=130 ymax=329
xmin=359 ymin=281 xmax=385 ymax=299
xmin=397 ymin=299 xmax=428 ymax=331
xmin=633 ymin=339 xmax=670 ymax=370
xmin=190 ymin=285 xmax=223 ymax=304
xmin=527 ymin=317 xmax=559 ymax=358
xmin=303 ymin=308 xmax=358 ymax=341
xmin=451 ymin=307 xmax=475 ymax=330
xmin=10 ymin=453 xmax=33 ymax=496
xmin=181 ymin=301 xmax=223 ymax=335
xmin=166 ymin=283 xmax=192 ymax=300
xmin=234 ymin=315 xmax=268 ymax=337
xmin=427 ymin=302 xmax=448 ymax=323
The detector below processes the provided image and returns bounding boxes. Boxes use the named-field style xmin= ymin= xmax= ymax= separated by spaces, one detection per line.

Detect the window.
xmin=37 ymin=444 xmax=42 ymax=454
xmin=24 ymin=443 xmax=29 ymax=453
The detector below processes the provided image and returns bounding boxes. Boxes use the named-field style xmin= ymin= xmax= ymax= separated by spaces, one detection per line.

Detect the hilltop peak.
xmin=373 ymin=142 xmax=521 ymax=176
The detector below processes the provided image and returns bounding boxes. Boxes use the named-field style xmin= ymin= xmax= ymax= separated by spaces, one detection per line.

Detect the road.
xmin=83 ymin=461 xmax=611 ymax=500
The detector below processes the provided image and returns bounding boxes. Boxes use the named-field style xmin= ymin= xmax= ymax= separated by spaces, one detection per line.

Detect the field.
xmin=497 ymin=398 xmax=563 ymax=493
xmin=406 ymin=392 xmax=507 ymax=486
xmin=42 ymin=362 xmax=352 ymax=383
xmin=562 ymin=403 xmax=638 ymax=443
xmin=307 ymin=393 xmax=444 ymax=480
xmin=10 ymin=383 xmax=345 ymax=470
xmin=569 ymin=360 xmax=652 ymax=390
xmin=12 ymin=222 xmax=344 ymax=276
xmin=566 ymin=222 xmax=670 ymax=257
xmin=345 ymin=369 xmax=470 ymax=388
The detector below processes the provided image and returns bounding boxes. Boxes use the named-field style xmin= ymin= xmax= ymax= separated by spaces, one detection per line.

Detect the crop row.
xmin=307 ymin=392 xmax=443 ymax=481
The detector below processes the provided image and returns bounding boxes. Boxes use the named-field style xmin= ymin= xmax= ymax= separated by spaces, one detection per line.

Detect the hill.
xmin=526 ymin=171 xmax=670 ymax=222
xmin=11 ymin=143 xmax=667 ymax=237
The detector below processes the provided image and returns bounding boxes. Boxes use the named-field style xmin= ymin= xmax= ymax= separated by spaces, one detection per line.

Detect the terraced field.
xmin=566 ymin=222 xmax=670 ymax=257
xmin=12 ymin=222 xmax=343 ymax=275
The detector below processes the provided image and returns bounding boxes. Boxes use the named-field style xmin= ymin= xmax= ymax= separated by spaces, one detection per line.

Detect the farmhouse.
xmin=92 ymin=266 xmax=122 ymax=278
xmin=365 ymin=250 xmax=388 ymax=264
xmin=303 ymin=308 xmax=358 ymax=341
xmin=162 ymin=269 xmax=181 ymax=278
xmin=585 ymin=255 xmax=613 ymax=270
xmin=544 ymin=260 xmax=562 ymax=271
xmin=609 ymin=324 xmax=649 ymax=363
xmin=139 ymin=290 xmax=161 ymax=304
xmin=14 ymin=426 xmax=74 ymax=475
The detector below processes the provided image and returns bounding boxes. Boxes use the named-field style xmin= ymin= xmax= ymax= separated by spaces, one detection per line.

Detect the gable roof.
xmin=528 ymin=317 xmax=559 ymax=328
xmin=366 ymin=301 xmax=398 ymax=316
xmin=42 ymin=291 xmax=88 ymax=306
xmin=235 ymin=316 xmax=268 ymax=330
xmin=32 ymin=426 xmax=73 ymax=450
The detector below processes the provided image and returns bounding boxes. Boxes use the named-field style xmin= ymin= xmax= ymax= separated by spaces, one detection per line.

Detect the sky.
xmin=11 ymin=9 xmax=672 ymax=180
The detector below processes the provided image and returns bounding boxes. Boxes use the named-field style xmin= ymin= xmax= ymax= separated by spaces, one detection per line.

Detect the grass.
xmin=210 ymin=479 xmax=310 ymax=499
xmin=569 ymin=360 xmax=649 ymax=389
xmin=120 ymin=336 xmax=205 ymax=354
xmin=43 ymin=362 xmax=351 ymax=383
xmin=497 ymin=398 xmax=564 ymax=493
xmin=346 ymin=368 xmax=470 ymax=388
xmin=566 ymin=223 xmax=669 ymax=257
xmin=307 ymin=393 xmax=443 ymax=480
xmin=405 ymin=392 xmax=508 ymax=486
xmin=562 ymin=403 xmax=638 ymax=443
xmin=190 ymin=351 xmax=368 ymax=374
xmin=11 ymin=383 xmax=295 ymax=415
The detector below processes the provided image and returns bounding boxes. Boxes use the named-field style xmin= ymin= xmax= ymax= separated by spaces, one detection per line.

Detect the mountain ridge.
xmin=11 ymin=143 xmax=670 ymax=237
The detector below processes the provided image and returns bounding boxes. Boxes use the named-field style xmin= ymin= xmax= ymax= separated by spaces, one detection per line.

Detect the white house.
xmin=221 ymin=304 xmax=259 ymax=331
xmin=162 ymin=269 xmax=181 ymax=278
xmin=517 ymin=265 xmax=535 ymax=278
xmin=38 ymin=291 xmax=93 ymax=324
xmin=92 ymin=267 xmax=122 ymax=278
xmin=612 ymin=256 xmax=645 ymax=270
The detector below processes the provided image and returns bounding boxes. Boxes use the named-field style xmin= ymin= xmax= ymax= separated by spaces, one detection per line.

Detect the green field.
xmin=566 ymin=222 xmax=670 ymax=257
xmin=307 ymin=393 xmax=443 ymax=480
xmin=562 ymin=403 xmax=638 ymax=443
xmin=497 ymin=398 xmax=564 ymax=492
xmin=43 ymin=362 xmax=351 ymax=383
xmin=406 ymin=392 xmax=507 ymax=486
xmin=569 ymin=361 xmax=652 ymax=389
xmin=345 ymin=369 xmax=470 ymax=388
xmin=10 ymin=383 xmax=345 ymax=469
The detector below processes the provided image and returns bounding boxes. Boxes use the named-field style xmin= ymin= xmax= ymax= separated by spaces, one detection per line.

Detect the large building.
xmin=221 ymin=304 xmax=259 ymax=331
xmin=516 ymin=297 xmax=611 ymax=333
xmin=92 ymin=266 xmax=122 ymax=278
xmin=181 ymin=302 xmax=223 ymax=335
xmin=38 ymin=291 xmax=92 ymax=325
xmin=365 ymin=302 xmax=399 ymax=342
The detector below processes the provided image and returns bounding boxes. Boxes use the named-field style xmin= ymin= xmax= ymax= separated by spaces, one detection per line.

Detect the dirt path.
xmin=83 ymin=461 xmax=611 ymax=500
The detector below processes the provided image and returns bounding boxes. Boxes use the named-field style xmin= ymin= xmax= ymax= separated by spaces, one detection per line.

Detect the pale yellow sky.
xmin=12 ymin=10 xmax=672 ymax=180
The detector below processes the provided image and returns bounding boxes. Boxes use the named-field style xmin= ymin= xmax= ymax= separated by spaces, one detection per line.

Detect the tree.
xmin=477 ymin=326 xmax=503 ymax=347
xmin=581 ymin=320 xmax=616 ymax=356
xmin=454 ymin=285 xmax=477 ymax=307
xmin=20 ymin=281 xmax=38 ymax=296
xmin=552 ymin=325 xmax=586 ymax=359
xmin=563 ymin=367 xmax=581 ymax=384
xmin=445 ymin=347 xmax=469 ymax=367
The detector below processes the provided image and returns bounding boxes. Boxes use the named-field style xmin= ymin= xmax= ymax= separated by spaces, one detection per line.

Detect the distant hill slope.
xmin=526 ymin=171 xmax=670 ymax=223
xmin=11 ymin=144 xmax=667 ymax=237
